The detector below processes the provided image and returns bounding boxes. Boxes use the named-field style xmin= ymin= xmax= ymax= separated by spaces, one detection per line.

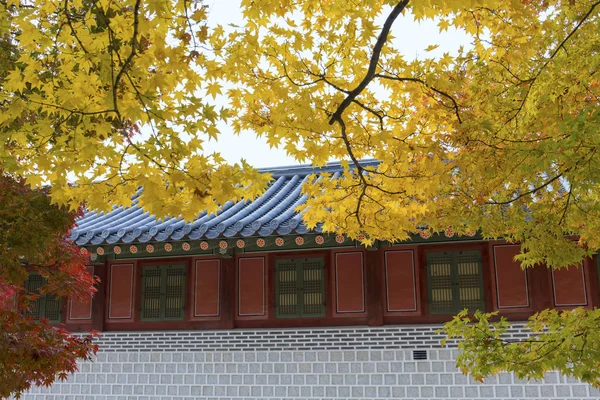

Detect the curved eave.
xmin=71 ymin=161 xmax=371 ymax=246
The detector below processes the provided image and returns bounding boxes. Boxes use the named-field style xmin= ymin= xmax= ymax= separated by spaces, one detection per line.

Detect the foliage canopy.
xmin=1 ymin=0 xmax=600 ymax=392
xmin=224 ymin=0 xmax=600 ymax=270
xmin=0 ymin=175 xmax=98 ymax=398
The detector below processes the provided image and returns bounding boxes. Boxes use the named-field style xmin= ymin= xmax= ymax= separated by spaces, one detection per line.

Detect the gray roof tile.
xmin=71 ymin=160 xmax=378 ymax=245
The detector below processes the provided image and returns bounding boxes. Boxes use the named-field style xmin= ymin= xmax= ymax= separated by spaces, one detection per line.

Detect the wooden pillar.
xmin=481 ymin=243 xmax=495 ymax=312
xmin=220 ymin=255 xmax=235 ymax=329
xmin=366 ymin=248 xmax=384 ymax=326
xmin=90 ymin=263 xmax=106 ymax=332
xmin=530 ymin=264 xmax=552 ymax=312
xmin=587 ymin=256 xmax=600 ymax=308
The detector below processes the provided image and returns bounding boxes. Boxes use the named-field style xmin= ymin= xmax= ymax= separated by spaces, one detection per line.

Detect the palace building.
xmin=19 ymin=161 xmax=600 ymax=400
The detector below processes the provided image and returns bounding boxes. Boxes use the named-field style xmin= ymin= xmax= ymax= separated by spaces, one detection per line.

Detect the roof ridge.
xmin=259 ymin=159 xmax=379 ymax=177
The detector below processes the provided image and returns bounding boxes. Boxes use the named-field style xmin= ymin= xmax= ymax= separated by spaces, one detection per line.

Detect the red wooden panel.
xmin=335 ymin=252 xmax=365 ymax=313
xmin=69 ymin=266 xmax=94 ymax=320
xmin=108 ymin=263 xmax=134 ymax=319
xmin=238 ymin=257 xmax=265 ymax=316
xmin=552 ymin=264 xmax=588 ymax=306
xmin=493 ymin=245 xmax=530 ymax=309
xmin=194 ymin=260 xmax=220 ymax=317
xmin=385 ymin=250 xmax=417 ymax=312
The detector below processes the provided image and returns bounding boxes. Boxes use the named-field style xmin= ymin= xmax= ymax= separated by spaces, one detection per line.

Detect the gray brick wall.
xmin=14 ymin=325 xmax=600 ymax=400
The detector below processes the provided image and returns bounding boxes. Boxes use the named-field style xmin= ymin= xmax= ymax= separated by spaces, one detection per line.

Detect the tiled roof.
xmin=70 ymin=160 xmax=379 ymax=246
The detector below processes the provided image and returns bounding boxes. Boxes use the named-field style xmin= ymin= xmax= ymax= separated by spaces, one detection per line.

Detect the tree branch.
xmin=485 ymin=172 xmax=566 ymax=205
xmin=63 ymin=0 xmax=89 ymax=54
xmin=324 ymin=1 xmax=410 ymax=226
xmin=328 ymin=0 xmax=409 ymax=125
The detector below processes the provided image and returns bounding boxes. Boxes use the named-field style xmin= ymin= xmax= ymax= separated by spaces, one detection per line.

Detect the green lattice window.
xmin=276 ymin=258 xmax=325 ymax=318
xmin=427 ymin=251 xmax=485 ymax=314
xmin=141 ymin=264 xmax=186 ymax=321
xmin=25 ymin=273 xmax=62 ymax=323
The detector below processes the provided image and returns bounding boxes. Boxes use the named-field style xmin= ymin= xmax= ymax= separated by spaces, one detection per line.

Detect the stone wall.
xmin=17 ymin=324 xmax=600 ymax=400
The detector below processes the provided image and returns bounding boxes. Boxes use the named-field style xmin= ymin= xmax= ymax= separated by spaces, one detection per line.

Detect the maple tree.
xmin=0 ymin=175 xmax=98 ymax=398
xmin=220 ymin=0 xmax=600 ymax=386
xmin=1 ymin=0 xmax=600 ymax=390
xmin=444 ymin=309 xmax=600 ymax=387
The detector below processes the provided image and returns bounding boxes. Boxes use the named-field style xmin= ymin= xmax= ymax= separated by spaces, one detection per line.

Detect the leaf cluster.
xmin=443 ymin=308 xmax=600 ymax=387
xmin=0 ymin=309 xmax=99 ymax=398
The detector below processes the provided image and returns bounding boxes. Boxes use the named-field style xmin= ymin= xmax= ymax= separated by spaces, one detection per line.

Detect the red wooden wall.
xmin=64 ymin=240 xmax=598 ymax=332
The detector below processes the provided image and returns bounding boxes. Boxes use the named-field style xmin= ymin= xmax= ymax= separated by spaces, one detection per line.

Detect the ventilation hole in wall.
xmin=413 ymin=350 xmax=428 ymax=360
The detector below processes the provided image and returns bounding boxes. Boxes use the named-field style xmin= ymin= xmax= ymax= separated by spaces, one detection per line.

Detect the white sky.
xmin=199 ymin=0 xmax=471 ymax=168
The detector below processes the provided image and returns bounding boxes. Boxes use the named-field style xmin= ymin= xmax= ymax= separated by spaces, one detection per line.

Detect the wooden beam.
xmin=588 ymin=255 xmax=600 ymax=308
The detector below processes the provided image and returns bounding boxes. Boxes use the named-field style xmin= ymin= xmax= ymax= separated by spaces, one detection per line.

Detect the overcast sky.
xmin=200 ymin=0 xmax=471 ymax=168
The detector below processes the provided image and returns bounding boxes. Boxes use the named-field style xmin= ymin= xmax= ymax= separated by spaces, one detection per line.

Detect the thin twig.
xmin=375 ymin=73 xmax=462 ymax=123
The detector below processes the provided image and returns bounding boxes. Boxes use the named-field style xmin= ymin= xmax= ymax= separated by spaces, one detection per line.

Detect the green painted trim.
xmin=399 ymin=232 xmax=483 ymax=244
xmin=275 ymin=259 xmax=299 ymax=318
xmin=84 ymin=232 xmax=485 ymax=260
xmin=162 ymin=264 xmax=186 ymax=321
xmin=141 ymin=266 xmax=161 ymax=321
xmin=275 ymin=257 xmax=325 ymax=318
xmin=426 ymin=251 xmax=485 ymax=315
xmin=303 ymin=257 xmax=326 ymax=318
xmin=426 ymin=252 xmax=456 ymax=315
xmin=86 ymin=234 xmax=358 ymax=259
xmin=141 ymin=264 xmax=186 ymax=322
xmin=25 ymin=273 xmax=61 ymax=323
xmin=44 ymin=294 xmax=62 ymax=323
xmin=117 ymin=244 xmax=214 ymax=259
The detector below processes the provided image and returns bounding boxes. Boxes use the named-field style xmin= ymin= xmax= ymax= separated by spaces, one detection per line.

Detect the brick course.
xmin=86 ymin=324 xmax=532 ymax=352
